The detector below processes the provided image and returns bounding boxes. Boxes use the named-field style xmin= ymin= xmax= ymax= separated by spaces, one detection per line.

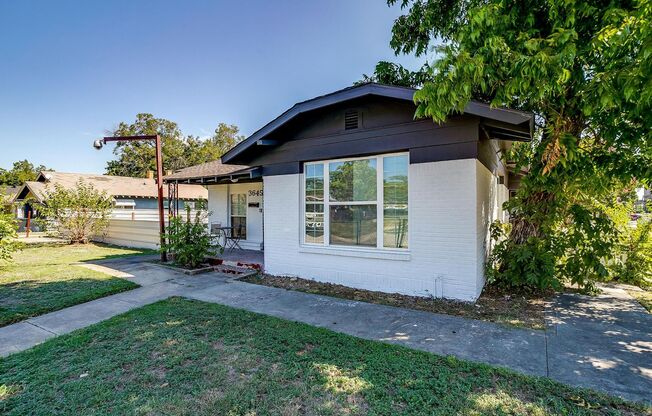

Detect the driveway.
xmin=546 ymin=285 xmax=652 ymax=404
xmin=1 ymin=257 xmax=650 ymax=404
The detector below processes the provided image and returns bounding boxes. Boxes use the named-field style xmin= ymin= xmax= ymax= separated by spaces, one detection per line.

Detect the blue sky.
xmin=0 ymin=0 xmax=422 ymax=173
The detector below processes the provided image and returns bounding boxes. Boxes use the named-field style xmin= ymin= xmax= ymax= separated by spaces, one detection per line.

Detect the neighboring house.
xmin=14 ymin=171 xmax=207 ymax=247
xmin=635 ymin=188 xmax=651 ymax=213
xmin=166 ymin=83 xmax=532 ymax=301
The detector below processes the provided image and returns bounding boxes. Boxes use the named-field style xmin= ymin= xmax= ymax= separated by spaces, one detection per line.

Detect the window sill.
xmin=298 ymin=245 xmax=411 ymax=261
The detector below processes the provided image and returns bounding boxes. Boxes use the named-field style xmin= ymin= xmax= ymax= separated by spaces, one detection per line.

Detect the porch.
xmin=164 ymin=160 xmax=265 ymax=253
xmin=214 ymin=248 xmax=264 ymax=268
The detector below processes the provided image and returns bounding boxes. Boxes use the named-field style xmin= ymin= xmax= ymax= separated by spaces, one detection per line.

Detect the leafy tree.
xmin=184 ymin=123 xmax=245 ymax=166
xmin=39 ymin=180 xmax=113 ymax=244
xmin=0 ymin=160 xmax=49 ymax=186
xmin=377 ymin=0 xmax=652 ymax=290
xmin=357 ymin=61 xmax=432 ymax=88
xmin=0 ymin=190 xmax=21 ymax=264
xmin=105 ymin=114 xmax=244 ymax=178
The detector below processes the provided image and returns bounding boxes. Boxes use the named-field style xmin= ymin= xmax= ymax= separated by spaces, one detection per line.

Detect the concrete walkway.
xmin=1 ymin=257 xmax=650 ymax=404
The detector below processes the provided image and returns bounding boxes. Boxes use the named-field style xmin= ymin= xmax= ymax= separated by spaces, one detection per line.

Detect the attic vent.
xmin=344 ymin=110 xmax=359 ymax=130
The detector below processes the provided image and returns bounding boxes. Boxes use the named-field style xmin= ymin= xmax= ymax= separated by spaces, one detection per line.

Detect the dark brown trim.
xmin=222 ymin=83 xmax=533 ymax=164
xmin=249 ymin=120 xmax=479 ymax=167
xmin=262 ymin=162 xmax=302 ymax=176
xmin=410 ymin=141 xmax=478 ymax=164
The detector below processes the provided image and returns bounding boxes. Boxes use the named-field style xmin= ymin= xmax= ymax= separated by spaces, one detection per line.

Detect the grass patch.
xmin=627 ymin=288 xmax=652 ymax=312
xmin=0 ymin=243 xmax=153 ymax=326
xmin=1 ymin=298 xmax=648 ymax=415
xmin=240 ymin=274 xmax=549 ymax=330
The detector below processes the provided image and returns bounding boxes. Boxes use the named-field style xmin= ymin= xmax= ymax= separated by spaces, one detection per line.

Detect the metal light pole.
xmin=93 ymin=135 xmax=168 ymax=262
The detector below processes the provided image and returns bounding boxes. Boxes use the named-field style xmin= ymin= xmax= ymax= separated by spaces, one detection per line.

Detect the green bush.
xmin=39 ymin=180 xmax=113 ymax=243
xmin=161 ymin=206 xmax=219 ymax=269
xmin=611 ymin=218 xmax=652 ymax=289
xmin=0 ymin=211 xmax=21 ymax=264
xmin=486 ymin=221 xmax=559 ymax=291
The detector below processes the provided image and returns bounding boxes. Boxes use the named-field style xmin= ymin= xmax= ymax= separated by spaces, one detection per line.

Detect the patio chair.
xmin=225 ymin=223 xmax=244 ymax=251
xmin=210 ymin=222 xmax=222 ymax=234
xmin=209 ymin=222 xmax=226 ymax=251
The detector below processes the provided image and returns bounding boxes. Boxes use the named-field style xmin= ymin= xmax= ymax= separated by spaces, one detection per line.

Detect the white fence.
xmin=93 ymin=209 xmax=205 ymax=250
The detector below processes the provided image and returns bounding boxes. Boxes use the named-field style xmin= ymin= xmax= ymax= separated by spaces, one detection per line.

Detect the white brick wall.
xmin=475 ymin=160 xmax=509 ymax=297
xmin=263 ymin=158 xmax=494 ymax=301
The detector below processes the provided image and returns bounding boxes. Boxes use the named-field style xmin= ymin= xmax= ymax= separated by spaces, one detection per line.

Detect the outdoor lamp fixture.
xmin=93 ymin=135 xmax=167 ymax=262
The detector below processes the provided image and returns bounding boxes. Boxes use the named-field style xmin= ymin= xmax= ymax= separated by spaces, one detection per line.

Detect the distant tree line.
xmin=0 ymin=160 xmax=49 ymax=187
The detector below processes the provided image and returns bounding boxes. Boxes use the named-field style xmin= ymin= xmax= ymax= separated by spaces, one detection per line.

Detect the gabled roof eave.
xmin=221 ymin=83 xmax=533 ymax=164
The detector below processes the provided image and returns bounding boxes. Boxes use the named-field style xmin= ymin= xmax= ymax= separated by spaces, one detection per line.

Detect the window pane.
xmin=329 ymin=205 xmax=377 ymax=247
xmin=329 ymin=159 xmax=377 ymax=202
xmin=383 ymin=155 xmax=408 ymax=204
xmin=305 ymin=164 xmax=324 ymax=202
xmin=304 ymin=203 xmax=324 ymax=244
xmin=384 ymin=207 xmax=408 ymax=248
xmin=230 ymin=194 xmax=246 ymax=216
xmin=231 ymin=216 xmax=247 ymax=239
xmin=384 ymin=155 xmax=408 ymax=248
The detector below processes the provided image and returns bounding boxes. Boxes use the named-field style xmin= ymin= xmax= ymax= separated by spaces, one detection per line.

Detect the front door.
xmin=226 ymin=182 xmax=264 ymax=250
xmin=230 ymin=193 xmax=247 ymax=239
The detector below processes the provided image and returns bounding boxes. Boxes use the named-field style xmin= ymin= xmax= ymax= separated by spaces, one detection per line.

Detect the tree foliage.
xmin=105 ymin=114 xmax=244 ymax=178
xmin=0 ymin=191 xmax=21 ymax=264
xmin=39 ymin=180 xmax=113 ymax=244
xmin=357 ymin=61 xmax=432 ymax=88
xmin=382 ymin=0 xmax=652 ymax=290
xmin=0 ymin=160 xmax=49 ymax=186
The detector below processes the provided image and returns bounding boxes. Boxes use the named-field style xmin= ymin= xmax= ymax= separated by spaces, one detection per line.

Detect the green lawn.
xmin=628 ymin=288 xmax=652 ymax=312
xmin=0 ymin=243 xmax=153 ymax=326
xmin=1 ymin=298 xmax=647 ymax=415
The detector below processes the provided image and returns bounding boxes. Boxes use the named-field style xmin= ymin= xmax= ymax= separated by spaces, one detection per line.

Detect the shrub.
xmin=486 ymin=202 xmax=617 ymax=293
xmin=161 ymin=206 xmax=219 ymax=269
xmin=39 ymin=180 xmax=113 ymax=243
xmin=0 ymin=211 xmax=21 ymax=264
xmin=611 ymin=218 xmax=652 ymax=289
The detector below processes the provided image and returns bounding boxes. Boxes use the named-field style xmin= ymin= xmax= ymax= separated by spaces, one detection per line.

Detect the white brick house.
xmin=166 ymin=83 xmax=531 ymax=301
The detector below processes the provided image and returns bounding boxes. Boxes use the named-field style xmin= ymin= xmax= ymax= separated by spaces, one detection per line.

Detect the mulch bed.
xmin=239 ymin=273 xmax=550 ymax=330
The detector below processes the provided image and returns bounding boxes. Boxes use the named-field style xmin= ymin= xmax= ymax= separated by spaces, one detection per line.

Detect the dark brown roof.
xmin=163 ymin=160 xmax=251 ymax=182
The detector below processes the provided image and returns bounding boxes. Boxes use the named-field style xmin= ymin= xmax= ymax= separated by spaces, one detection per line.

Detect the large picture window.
xmin=304 ymin=153 xmax=408 ymax=249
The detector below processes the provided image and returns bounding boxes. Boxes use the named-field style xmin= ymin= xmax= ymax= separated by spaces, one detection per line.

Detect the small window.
xmin=344 ymin=110 xmax=359 ymax=130
xmin=230 ymin=194 xmax=247 ymax=239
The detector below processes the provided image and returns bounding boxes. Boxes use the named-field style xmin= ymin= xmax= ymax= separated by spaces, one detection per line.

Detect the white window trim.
xmin=301 ymin=152 xmax=409 ymax=253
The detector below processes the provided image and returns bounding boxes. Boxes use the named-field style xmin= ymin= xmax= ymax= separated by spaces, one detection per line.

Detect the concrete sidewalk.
xmin=1 ymin=257 xmax=650 ymax=404
xmin=546 ymin=285 xmax=652 ymax=404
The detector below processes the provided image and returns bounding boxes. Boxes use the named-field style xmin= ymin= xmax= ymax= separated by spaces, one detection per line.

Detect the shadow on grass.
xmin=0 ymin=297 xmax=647 ymax=416
xmin=0 ymin=277 xmax=138 ymax=327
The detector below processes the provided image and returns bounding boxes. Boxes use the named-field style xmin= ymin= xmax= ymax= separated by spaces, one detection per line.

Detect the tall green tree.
xmin=377 ymin=0 xmax=652 ymax=290
xmin=105 ymin=114 xmax=244 ymax=178
xmin=184 ymin=123 xmax=245 ymax=167
xmin=0 ymin=160 xmax=49 ymax=186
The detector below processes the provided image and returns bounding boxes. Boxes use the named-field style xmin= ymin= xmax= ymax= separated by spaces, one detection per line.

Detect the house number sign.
xmin=248 ymin=190 xmax=263 ymax=197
